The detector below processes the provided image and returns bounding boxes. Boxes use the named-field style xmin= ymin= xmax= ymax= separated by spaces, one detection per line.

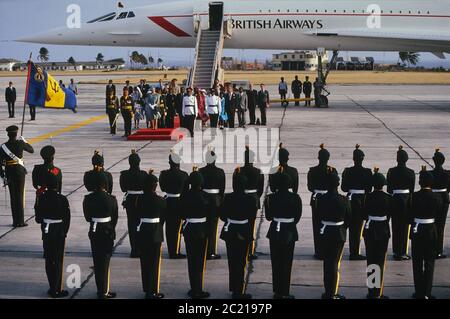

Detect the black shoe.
xmin=188 ymin=290 xmax=210 ymax=299
xmin=425 ymin=295 xmax=436 ymax=300
xmin=332 ymin=294 xmax=346 ymax=299
xmin=436 ymin=254 xmax=447 ymax=259
xmin=367 ymin=294 xmax=389 ymax=299
xmin=146 ymin=292 xmax=165 ymax=299
xmin=321 ymin=293 xmax=333 ymax=299
xmin=248 ymin=254 xmax=258 ymax=260
xmin=412 ymin=293 xmax=425 ymax=299
xmin=349 ymin=254 xmax=366 ymax=261
xmin=97 ymin=292 xmax=117 ymax=299
xmin=72 ymin=108 xmax=78 ymax=114
xmin=14 ymin=223 xmax=28 ymax=228
xmin=207 ymin=254 xmax=221 ymax=260
xmin=274 ymin=294 xmax=295 ymax=299
xmin=170 ymin=254 xmax=186 ymax=260
xmin=394 ymin=254 xmax=411 ymax=261
xmin=313 ymin=254 xmax=323 ymax=260
xmin=232 ymin=293 xmax=252 ymax=299
xmin=50 ymin=290 xmax=69 ymax=298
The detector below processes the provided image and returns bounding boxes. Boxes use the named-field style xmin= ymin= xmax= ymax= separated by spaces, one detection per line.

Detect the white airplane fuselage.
xmin=19 ymin=0 xmax=450 ymax=52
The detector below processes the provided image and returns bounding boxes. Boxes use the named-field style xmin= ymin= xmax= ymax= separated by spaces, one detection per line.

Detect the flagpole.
xmin=21 ymin=52 xmax=33 ymax=136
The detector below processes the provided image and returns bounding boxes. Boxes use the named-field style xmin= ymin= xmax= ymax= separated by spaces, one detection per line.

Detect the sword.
xmin=111 ymin=113 xmax=120 ymax=128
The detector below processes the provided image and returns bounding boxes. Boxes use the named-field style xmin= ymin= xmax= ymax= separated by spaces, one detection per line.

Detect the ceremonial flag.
xmin=26 ymin=62 xmax=77 ymax=111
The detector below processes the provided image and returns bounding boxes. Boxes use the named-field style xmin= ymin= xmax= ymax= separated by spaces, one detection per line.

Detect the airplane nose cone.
xmin=16 ymin=26 xmax=89 ymax=45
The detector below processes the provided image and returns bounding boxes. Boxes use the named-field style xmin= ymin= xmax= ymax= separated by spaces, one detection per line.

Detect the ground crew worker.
xmin=342 ymin=144 xmax=373 ymax=260
xmin=84 ymin=150 xmax=113 ymax=194
xmin=106 ymin=91 xmax=119 ymax=135
xmin=159 ymin=151 xmax=189 ymax=259
xmin=32 ymin=145 xmax=62 ymax=206
xmin=182 ymin=87 xmax=198 ymax=137
xmin=135 ymin=170 xmax=166 ymax=299
xmin=317 ymin=172 xmax=351 ymax=299
xmin=265 ymin=173 xmax=302 ymax=299
xmin=387 ymin=146 xmax=415 ymax=261
xmin=35 ymin=172 xmax=70 ymax=298
xmin=431 ymin=148 xmax=450 ymax=259
xmin=199 ymin=149 xmax=226 ymax=260
xmin=278 ymin=77 xmax=288 ymax=100
xmin=233 ymin=146 xmax=264 ymax=260
xmin=120 ymin=88 xmax=134 ymax=137
xmin=410 ymin=167 xmax=442 ymax=299
xmin=83 ymin=173 xmax=118 ymax=299
xmin=307 ymin=144 xmax=337 ymax=259
xmin=180 ymin=169 xmax=210 ymax=299
xmin=269 ymin=143 xmax=299 ymax=194
xmin=303 ymin=76 xmax=312 ymax=107
xmin=120 ymin=150 xmax=148 ymax=258
xmin=220 ymin=171 xmax=257 ymax=299
xmin=0 ymin=125 xmax=34 ymax=227
xmin=291 ymin=76 xmax=302 ymax=106
xmin=363 ymin=168 xmax=391 ymax=299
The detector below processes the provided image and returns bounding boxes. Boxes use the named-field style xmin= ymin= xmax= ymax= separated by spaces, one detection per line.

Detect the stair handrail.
xmin=209 ymin=20 xmax=225 ymax=89
xmin=189 ymin=27 xmax=202 ymax=88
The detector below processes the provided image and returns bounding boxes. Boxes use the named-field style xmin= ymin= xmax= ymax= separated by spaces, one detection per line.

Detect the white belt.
xmin=320 ymin=221 xmax=344 ymax=235
xmin=91 ymin=217 xmax=112 ymax=232
xmin=432 ymin=189 xmax=447 ymax=193
xmin=245 ymin=189 xmax=257 ymax=194
xmin=312 ymin=189 xmax=327 ymax=200
xmin=43 ymin=219 xmax=62 ymax=234
xmin=1 ymin=144 xmax=25 ymax=167
xmin=137 ymin=218 xmax=160 ymax=232
xmin=413 ymin=218 xmax=435 ymax=234
xmin=183 ymin=217 xmax=207 ymax=230
xmin=165 ymin=193 xmax=181 ymax=198
xmin=273 ymin=218 xmax=295 ymax=232
xmin=224 ymin=218 xmax=248 ymax=232
xmin=348 ymin=189 xmax=365 ymax=200
xmin=123 ymin=190 xmax=144 ymax=202
xmin=365 ymin=215 xmax=388 ymax=229
xmin=393 ymin=189 xmax=410 ymax=195
xmin=203 ymin=189 xmax=220 ymax=194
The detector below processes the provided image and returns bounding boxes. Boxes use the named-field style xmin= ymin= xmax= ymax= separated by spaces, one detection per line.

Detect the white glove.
xmin=19 ymin=136 xmax=28 ymax=143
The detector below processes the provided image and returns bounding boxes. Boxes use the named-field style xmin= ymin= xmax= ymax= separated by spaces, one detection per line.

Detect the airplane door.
xmin=209 ymin=2 xmax=223 ymax=31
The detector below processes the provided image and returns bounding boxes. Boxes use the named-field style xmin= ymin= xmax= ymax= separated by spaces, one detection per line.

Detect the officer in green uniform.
xmin=120 ymin=150 xmax=148 ymax=258
xmin=120 ymin=88 xmax=134 ymax=137
xmin=363 ymin=168 xmax=391 ymax=299
xmin=307 ymin=144 xmax=338 ymax=259
xmin=317 ymin=171 xmax=351 ymax=299
xmin=0 ymin=125 xmax=34 ymax=227
xmin=220 ymin=171 xmax=257 ymax=299
xmin=83 ymin=173 xmax=118 ymax=299
xmin=199 ymin=148 xmax=226 ymax=260
xmin=106 ymin=91 xmax=119 ymax=135
xmin=265 ymin=173 xmax=302 ymax=299
xmin=269 ymin=143 xmax=299 ymax=194
xmin=180 ymin=169 xmax=210 ymax=299
xmin=387 ymin=145 xmax=415 ymax=261
xmin=342 ymin=144 xmax=373 ymax=260
xmin=84 ymin=150 xmax=113 ymax=194
xmin=159 ymin=151 xmax=189 ymax=259
xmin=35 ymin=172 xmax=70 ymax=298
xmin=135 ymin=170 xmax=166 ymax=299
xmin=32 ymin=146 xmax=62 ymax=208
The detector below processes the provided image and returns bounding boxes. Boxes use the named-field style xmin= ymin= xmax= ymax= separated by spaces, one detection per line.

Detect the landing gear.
xmin=316 ymin=49 xmax=339 ymax=108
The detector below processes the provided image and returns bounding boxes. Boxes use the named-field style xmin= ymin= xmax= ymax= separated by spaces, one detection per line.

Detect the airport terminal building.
xmin=271 ymin=51 xmax=328 ymax=71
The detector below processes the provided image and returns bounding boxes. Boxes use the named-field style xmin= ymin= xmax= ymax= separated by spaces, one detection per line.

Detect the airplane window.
xmin=343 ymin=10 xmax=346 ymax=13
xmin=87 ymin=12 xmax=115 ymax=23
xmin=117 ymin=12 xmax=128 ymax=20
xmin=352 ymin=10 xmax=355 ymax=13
xmin=409 ymin=11 xmax=411 ymax=14
xmin=418 ymin=11 xmax=421 ymax=14
xmin=128 ymin=11 xmax=135 ymax=18
xmin=390 ymin=10 xmax=393 ymax=13
xmin=305 ymin=9 xmax=308 ymax=12
xmin=324 ymin=10 xmax=327 ymax=13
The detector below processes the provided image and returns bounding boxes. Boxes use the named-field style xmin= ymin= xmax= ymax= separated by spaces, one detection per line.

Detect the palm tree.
xmin=38 ymin=47 xmax=49 ymax=62
xmin=398 ymin=52 xmax=420 ymax=67
xmin=130 ymin=51 xmax=141 ymax=69
xmin=148 ymin=56 xmax=155 ymax=68
xmin=157 ymin=57 xmax=163 ymax=68
xmin=68 ymin=56 xmax=77 ymax=71
xmin=139 ymin=54 xmax=148 ymax=66
xmin=96 ymin=53 xmax=104 ymax=65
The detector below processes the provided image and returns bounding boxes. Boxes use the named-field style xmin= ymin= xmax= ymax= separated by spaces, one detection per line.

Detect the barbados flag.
xmin=26 ymin=62 xmax=77 ymax=111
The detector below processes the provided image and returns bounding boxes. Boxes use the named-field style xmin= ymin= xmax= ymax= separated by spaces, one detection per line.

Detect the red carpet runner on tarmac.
xmin=127 ymin=116 xmax=185 ymax=141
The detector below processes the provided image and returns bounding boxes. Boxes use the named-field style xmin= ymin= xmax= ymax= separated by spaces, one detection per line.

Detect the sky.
xmin=1 ymin=0 xmax=450 ymax=68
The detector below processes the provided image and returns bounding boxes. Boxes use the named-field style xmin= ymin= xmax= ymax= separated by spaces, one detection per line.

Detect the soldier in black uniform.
xmin=159 ymin=151 xmax=189 ymax=259
xmin=120 ymin=150 xmax=148 ymax=258
xmin=303 ymin=76 xmax=312 ymax=107
xmin=35 ymin=172 xmax=70 ymax=298
xmin=387 ymin=146 xmax=415 ymax=261
xmin=180 ymin=169 xmax=210 ymax=299
xmin=269 ymin=143 xmax=299 ymax=194
xmin=307 ymin=144 xmax=338 ymax=259
xmin=135 ymin=170 xmax=166 ymax=299
xmin=291 ymin=76 xmax=302 ymax=106
xmin=0 ymin=125 xmax=34 ymax=227
xmin=342 ymin=144 xmax=372 ymax=260
xmin=165 ymin=88 xmax=177 ymax=128
xmin=409 ymin=167 xmax=442 ymax=299
xmin=220 ymin=172 xmax=257 ymax=299
xmin=32 ymin=145 xmax=62 ymax=205
xmin=363 ymin=168 xmax=391 ymax=299
xmin=106 ymin=91 xmax=119 ymax=135
xmin=120 ymin=88 xmax=134 ymax=137
xmin=265 ymin=173 xmax=302 ymax=299
xmin=199 ymin=149 xmax=226 ymax=260
xmin=317 ymin=172 xmax=351 ymax=299
xmin=233 ymin=146 xmax=264 ymax=260
xmin=83 ymin=173 xmax=118 ymax=299
xmin=431 ymin=149 xmax=450 ymax=259
xmin=84 ymin=150 xmax=113 ymax=194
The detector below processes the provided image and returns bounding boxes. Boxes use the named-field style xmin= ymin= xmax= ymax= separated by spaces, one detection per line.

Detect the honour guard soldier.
xmin=363 ymin=168 xmax=391 ymax=299
xmin=265 ymin=173 xmax=302 ymax=299
xmin=307 ymin=144 xmax=337 ymax=259
xmin=159 ymin=151 xmax=189 ymax=259
xmin=269 ymin=143 xmax=299 ymax=194
xmin=387 ymin=146 xmax=415 ymax=261
xmin=83 ymin=173 xmax=118 ymax=299
xmin=199 ymin=148 xmax=225 ymax=260
xmin=317 ymin=172 xmax=351 ymax=299
xmin=35 ymin=172 xmax=70 ymax=298
xmin=84 ymin=150 xmax=113 ymax=194
xmin=233 ymin=146 xmax=264 ymax=260
xmin=431 ymin=149 xmax=450 ymax=259
xmin=32 ymin=146 xmax=62 ymax=205
xmin=0 ymin=125 xmax=34 ymax=227
xmin=106 ymin=90 xmax=119 ymax=135
xmin=342 ymin=144 xmax=373 ymax=260
xmin=180 ymin=168 xmax=210 ymax=299
xmin=135 ymin=170 xmax=166 ymax=299
xmin=120 ymin=87 xmax=134 ymax=137
xmin=120 ymin=150 xmax=148 ymax=258
xmin=410 ymin=167 xmax=442 ymax=299
xmin=220 ymin=171 xmax=257 ymax=299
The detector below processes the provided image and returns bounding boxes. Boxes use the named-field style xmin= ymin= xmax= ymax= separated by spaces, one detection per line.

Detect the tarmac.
xmin=0 ymin=75 xmax=449 ymax=299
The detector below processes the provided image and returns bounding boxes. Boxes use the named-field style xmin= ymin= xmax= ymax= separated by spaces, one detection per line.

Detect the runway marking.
xmin=27 ymin=115 xmax=108 ymax=145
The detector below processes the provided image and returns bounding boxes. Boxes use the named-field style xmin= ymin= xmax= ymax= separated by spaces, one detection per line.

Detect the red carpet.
xmin=127 ymin=116 xmax=185 ymax=141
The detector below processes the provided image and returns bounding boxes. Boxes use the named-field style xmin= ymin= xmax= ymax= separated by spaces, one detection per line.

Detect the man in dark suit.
xmin=246 ymin=84 xmax=258 ymax=125
xmin=224 ymin=86 xmax=237 ymax=128
xmin=106 ymin=80 xmax=116 ymax=98
xmin=257 ymin=84 xmax=270 ymax=126
xmin=5 ymin=82 xmax=16 ymax=118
